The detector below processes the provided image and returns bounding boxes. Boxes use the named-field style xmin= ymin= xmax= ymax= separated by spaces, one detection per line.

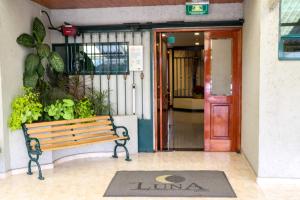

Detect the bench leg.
xmin=112 ymin=145 xmax=119 ymax=158
xmin=27 ymin=160 xmax=33 ymax=175
xmin=123 ymin=145 xmax=132 ymax=162
xmin=27 ymin=153 xmax=45 ymax=180
xmin=112 ymin=142 xmax=131 ymax=161
xmin=34 ymin=160 xmax=44 ymax=180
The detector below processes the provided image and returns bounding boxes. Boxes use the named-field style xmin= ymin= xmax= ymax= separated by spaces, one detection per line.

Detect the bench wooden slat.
xmin=23 ymin=115 xmax=131 ymax=180
xmin=26 ymin=116 xmax=110 ymax=128
xmin=40 ymin=132 xmax=115 ymax=145
xmin=28 ymin=121 xmax=112 ymax=134
xmin=41 ymin=135 xmax=128 ymax=151
xmin=31 ymin=126 xmax=113 ymax=139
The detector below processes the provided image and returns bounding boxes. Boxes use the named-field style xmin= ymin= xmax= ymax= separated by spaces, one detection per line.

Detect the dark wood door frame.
xmin=153 ymin=27 xmax=242 ymax=152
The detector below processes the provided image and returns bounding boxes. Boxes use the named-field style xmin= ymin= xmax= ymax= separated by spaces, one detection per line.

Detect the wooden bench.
xmin=21 ymin=115 xmax=131 ymax=180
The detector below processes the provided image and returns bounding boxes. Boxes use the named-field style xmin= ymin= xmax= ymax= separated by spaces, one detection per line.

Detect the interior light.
xmin=194 ymin=32 xmax=200 ymax=36
xmin=162 ymin=33 xmax=167 ymax=37
xmin=195 ymin=42 xmax=200 ymax=46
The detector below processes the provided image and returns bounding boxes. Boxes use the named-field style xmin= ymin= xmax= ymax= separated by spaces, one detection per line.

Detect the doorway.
xmin=154 ymin=28 xmax=242 ymax=152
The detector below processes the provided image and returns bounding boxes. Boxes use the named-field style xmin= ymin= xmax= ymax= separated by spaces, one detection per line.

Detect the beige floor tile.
xmin=0 ymin=152 xmax=297 ymax=200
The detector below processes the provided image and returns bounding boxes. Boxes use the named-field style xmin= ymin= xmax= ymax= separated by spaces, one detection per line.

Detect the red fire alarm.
xmin=42 ymin=10 xmax=79 ymax=37
xmin=62 ymin=25 xmax=78 ymax=37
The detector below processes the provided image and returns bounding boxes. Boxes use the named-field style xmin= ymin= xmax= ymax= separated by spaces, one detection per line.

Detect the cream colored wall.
xmin=258 ymin=0 xmax=300 ymax=178
xmin=0 ymin=0 xmax=50 ymax=173
xmin=241 ymin=0 xmax=261 ymax=174
xmin=0 ymin=62 xmax=4 ymax=172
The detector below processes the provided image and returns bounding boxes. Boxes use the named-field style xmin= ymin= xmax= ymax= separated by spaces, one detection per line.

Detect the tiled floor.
xmin=0 ymin=152 xmax=298 ymax=200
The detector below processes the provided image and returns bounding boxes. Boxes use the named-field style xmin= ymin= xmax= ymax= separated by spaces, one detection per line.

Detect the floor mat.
xmin=104 ymin=170 xmax=236 ymax=197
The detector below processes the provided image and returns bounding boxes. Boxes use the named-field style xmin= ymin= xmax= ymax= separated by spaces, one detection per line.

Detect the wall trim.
xmin=0 ymin=151 xmax=126 ymax=179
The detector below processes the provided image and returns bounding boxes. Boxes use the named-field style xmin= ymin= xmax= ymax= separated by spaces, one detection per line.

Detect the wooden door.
xmin=204 ymin=30 xmax=242 ymax=152
xmin=156 ymin=33 xmax=169 ymax=151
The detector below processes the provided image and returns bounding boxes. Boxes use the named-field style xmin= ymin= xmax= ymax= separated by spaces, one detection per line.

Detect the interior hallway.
xmin=0 ymin=152 xmax=299 ymax=200
xmin=169 ymin=110 xmax=204 ymax=150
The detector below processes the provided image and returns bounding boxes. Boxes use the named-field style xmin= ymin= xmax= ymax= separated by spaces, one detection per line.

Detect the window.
xmin=279 ymin=0 xmax=300 ymax=60
xmin=53 ymin=42 xmax=129 ymax=75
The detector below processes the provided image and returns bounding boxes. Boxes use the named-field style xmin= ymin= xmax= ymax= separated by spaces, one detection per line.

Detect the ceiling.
xmin=167 ymin=32 xmax=205 ymax=47
xmin=32 ymin=0 xmax=243 ymax=9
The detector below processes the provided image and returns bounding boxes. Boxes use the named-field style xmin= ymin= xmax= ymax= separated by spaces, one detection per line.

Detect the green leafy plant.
xmin=8 ymin=88 xmax=43 ymax=130
xmin=75 ymin=98 xmax=94 ymax=118
xmin=44 ymin=99 xmax=75 ymax=121
xmin=87 ymin=90 xmax=110 ymax=115
xmin=17 ymin=17 xmax=64 ymax=89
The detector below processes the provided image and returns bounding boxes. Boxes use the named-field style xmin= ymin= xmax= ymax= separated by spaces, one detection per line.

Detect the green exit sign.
xmin=186 ymin=3 xmax=209 ymax=15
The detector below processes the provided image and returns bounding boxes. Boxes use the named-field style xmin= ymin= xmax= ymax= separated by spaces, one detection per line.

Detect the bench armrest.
xmin=26 ymin=137 xmax=42 ymax=155
xmin=114 ymin=126 xmax=130 ymax=139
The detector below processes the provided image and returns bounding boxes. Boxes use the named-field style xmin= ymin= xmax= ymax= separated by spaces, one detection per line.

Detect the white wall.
xmin=258 ymin=0 xmax=300 ymax=178
xmin=0 ymin=62 xmax=4 ymax=172
xmin=0 ymin=0 xmax=51 ymax=173
xmin=50 ymin=4 xmax=243 ymax=26
xmin=241 ymin=0 xmax=261 ymax=174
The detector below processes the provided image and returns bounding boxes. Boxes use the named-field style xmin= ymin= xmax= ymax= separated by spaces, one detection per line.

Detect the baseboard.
xmin=11 ymin=163 xmax=54 ymax=175
xmin=0 ymin=151 xmax=126 ymax=179
xmin=240 ymin=151 xmax=258 ymax=177
xmin=257 ymin=177 xmax=300 ymax=185
xmin=53 ymin=151 xmax=126 ymax=165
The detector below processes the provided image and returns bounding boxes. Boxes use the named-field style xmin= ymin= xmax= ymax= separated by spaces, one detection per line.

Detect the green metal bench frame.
xmin=21 ymin=116 xmax=131 ymax=180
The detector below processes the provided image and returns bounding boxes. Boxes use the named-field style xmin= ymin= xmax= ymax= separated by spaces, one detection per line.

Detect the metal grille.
xmin=52 ymin=31 xmax=150 ymax=119
xmin=53 ymin=42 xmax=129 ymax=75
xmin=173 ymin=57 xmax=202 ymax=98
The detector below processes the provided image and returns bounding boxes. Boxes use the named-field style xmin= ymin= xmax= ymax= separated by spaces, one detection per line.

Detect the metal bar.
xmin=69 ymin=38 xmax=73 ymax=74
xmin=180 ymin=58 xmax=182 ymax=97
xmin=74 ymin=36 xmax=77 ymax=74
xmin=140 ymin=31 xmax=144 ymax=119
xmin=132 ymin=32 xmax=135 ymax=85
xmin=172 ymin=50 xmax=175 ymax=99
xmin=187 ymin=58 xmax=190 ymax=97
xmin=98 ymin=33 xmax=102 ymax=92
xmin=82 ymin=34 xmax=86 ymax=95
xmin=65 ymin=37 xmax=69 ymax=74
xmin=132 ymin=31 xmax=136 ymax=115
xmin=124 ymin=32 xmax=127 ymax=115
xmin=90 ymin=33 xmax=94 ymax=95
xmin=183 ymin=58 xmax=185 ymax=97
xmin=77 ymin=19 xmax=245 ymax=33
xmin=115 ymin=32 xmax=119 ymax=115
xmin=107 ymin=33 xmax=111 ymax=115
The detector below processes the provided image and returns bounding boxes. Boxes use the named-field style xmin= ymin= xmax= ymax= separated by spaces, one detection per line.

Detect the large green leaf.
xmin=23 ymin=72 xmax=39 ymax=88
xmin=49 ymin=52 xmax=65 ymax=73
xmin=16 ymin=33 xmax=35 ymax=48
xmin=32 ymin=17 xmax=46 ymax=43
xmin=37 ymin=44 xmax=50 ymax=58
xmin=36 ymin=63 xmax=45 ymax=77
xmin=25 ymin=54 xmax=40 ymax=75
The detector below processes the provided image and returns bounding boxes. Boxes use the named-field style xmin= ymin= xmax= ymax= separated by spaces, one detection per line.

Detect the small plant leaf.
xmin=23 ymin=72 xmax=39 ymax=88
xmin=25 ymin=54 xmax=40 ymax=75
xmin=49 ymin=52 xmax=65 ymax=73
xmin=62 ymin=99 xmax=74 ymax=106
xmin=37 ymin=44 xmax=50 ymax=58
xmin=32 ymin=17 xmax=46 ymax=43
xmin=16 ymin=33 xmax=35 ymax=48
